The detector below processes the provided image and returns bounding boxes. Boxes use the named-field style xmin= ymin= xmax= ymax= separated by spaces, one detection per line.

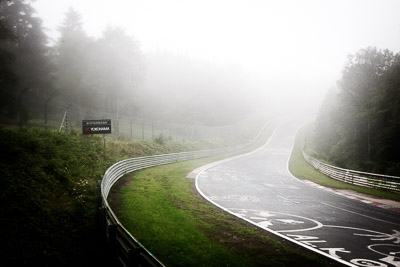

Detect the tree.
xmin=373 ymin=55 xmax=400 ymax=174
xmin=0 ymin=5 xmax=17 ymax=118
xmin=311 ymin=47 xmax=400 ymax=175
xmin=0 ymin=0 xmax=53 ymax=123
xmin=337 ymin=47 xmax=395 ymax=163
xmin=52 ymin=7 xmax=94 ymax=126
xmin=55 ymin=7 xmax=91 ymax=106
xmin=89 ymin=26 xmax=144 ymax=135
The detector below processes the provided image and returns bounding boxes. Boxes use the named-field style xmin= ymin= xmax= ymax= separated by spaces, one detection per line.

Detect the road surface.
xmin=196 ymin=118 xmax=400 ymax=267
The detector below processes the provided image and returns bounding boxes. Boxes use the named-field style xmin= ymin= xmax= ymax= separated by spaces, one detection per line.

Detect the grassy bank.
xmin=114 ymin=122 xmax=339 ymax=266
xmin=0 ymin=128 xmax=106 ymax=266
xmin=0 ymin=126 xmax=254 ymax=266
xmin=288 ymin=124 xmax=400 ymax=201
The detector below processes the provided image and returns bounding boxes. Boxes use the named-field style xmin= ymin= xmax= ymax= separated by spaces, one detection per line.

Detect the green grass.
xmin=114 ymin=121 xmax=399 ymax=266
xmin=0 ymin=128 xmax=109 ymax=266
xmin=115 ymin=122 xmax=337 ymax=266
xmin=0 ymin=124 xmax=266 ymax=266
xmin=289 ymin=124 xmax=400 ymax=201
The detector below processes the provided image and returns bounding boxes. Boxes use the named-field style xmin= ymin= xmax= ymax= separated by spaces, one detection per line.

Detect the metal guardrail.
xmin=99 ymin=123 xmax=270 ymax=266
xmin=302 ymin=151 xmax=400 ymax=193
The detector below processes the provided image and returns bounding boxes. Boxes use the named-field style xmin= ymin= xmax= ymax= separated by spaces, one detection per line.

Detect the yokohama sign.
xmin=82 ymin=119 xmax=112 ymax=134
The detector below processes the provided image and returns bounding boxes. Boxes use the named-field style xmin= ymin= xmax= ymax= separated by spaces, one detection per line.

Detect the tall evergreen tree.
xmin=0 ymin=4 xmax=17 ymax=118
xmin=55 ymin=7 xmax=91 ymax=106
xmin=0 ymin=0 xmax=53 ymax=123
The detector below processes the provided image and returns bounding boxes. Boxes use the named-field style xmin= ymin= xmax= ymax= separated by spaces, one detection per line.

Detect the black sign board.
xmin=82 ymin=119 xmax=112 ymax=135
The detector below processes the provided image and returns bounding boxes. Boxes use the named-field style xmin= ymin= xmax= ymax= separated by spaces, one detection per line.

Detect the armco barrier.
xmin=302 ymin=151 xmax=400 ymax=193
xmin=99 ymin=123 xmax=270 ymax=266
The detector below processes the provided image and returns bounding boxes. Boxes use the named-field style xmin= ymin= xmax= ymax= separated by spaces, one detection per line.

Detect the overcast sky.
xmin=33 ymin=0 xmax=400 ymax=115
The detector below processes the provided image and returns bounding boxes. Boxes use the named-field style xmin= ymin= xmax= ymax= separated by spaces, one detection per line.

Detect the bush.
xmin=153 ymin=133 xmax=166 ymax=145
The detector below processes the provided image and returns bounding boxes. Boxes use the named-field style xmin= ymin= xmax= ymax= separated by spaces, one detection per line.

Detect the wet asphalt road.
xmin=196 ymin=118 xmax=400 ymax=267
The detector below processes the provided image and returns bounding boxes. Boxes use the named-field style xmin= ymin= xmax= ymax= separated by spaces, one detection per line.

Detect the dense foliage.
xmin=309 ymin=47 xmax=400 ymax=175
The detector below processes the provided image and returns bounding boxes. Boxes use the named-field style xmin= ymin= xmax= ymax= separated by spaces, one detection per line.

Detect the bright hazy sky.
xmin=33 ymin=0 xmax=400 ymax=113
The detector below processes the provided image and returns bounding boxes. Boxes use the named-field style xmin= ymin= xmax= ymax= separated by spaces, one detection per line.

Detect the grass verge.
xmin=288 ymin=124 xmax=400 ymax=202
xmin=0 ymin=124 xmax=262 ymax=266
xmin=113 ymin=122 xmax=341 ymax=266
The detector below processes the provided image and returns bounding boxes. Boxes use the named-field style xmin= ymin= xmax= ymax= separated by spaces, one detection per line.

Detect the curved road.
xmin=196 ymin=118 xmax=400 ymax=267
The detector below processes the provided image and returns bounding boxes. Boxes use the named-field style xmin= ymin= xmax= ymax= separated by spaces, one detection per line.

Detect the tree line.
xmin=0 ymin=1 xmax=250 ymax=134
xmin=309 ymin=47 xmax=400 ymax=176
xmin=1 ymin=1 xmax=145 ymax=133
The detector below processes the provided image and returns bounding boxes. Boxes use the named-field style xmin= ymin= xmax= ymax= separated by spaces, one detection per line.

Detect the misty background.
xmin=1 ymin=1 xmax=400 ymax=265
xmin=1 ymin=0 xmax=400 ymax=134
xmin=32 ymin=0 xmax=400 ymax=113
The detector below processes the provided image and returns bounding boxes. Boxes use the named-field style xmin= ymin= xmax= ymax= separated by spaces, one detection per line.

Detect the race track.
xmin=196 ymin=118 xmax=400 ymax=267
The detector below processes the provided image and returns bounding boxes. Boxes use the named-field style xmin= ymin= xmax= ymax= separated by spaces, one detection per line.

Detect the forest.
xmin=2 ymin=0 xmax=400 ymax=177
xmin=0 ymin=0 xmax=250 ymax=136
xmin=309 ymin=47 xmax=400 ymax=176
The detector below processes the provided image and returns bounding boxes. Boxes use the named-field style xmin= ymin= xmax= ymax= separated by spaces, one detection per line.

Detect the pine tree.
xmin=0 ymin=0 xmax=53 ymax=123
xmin=55 ymin=7 xmax=91 ymax=106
